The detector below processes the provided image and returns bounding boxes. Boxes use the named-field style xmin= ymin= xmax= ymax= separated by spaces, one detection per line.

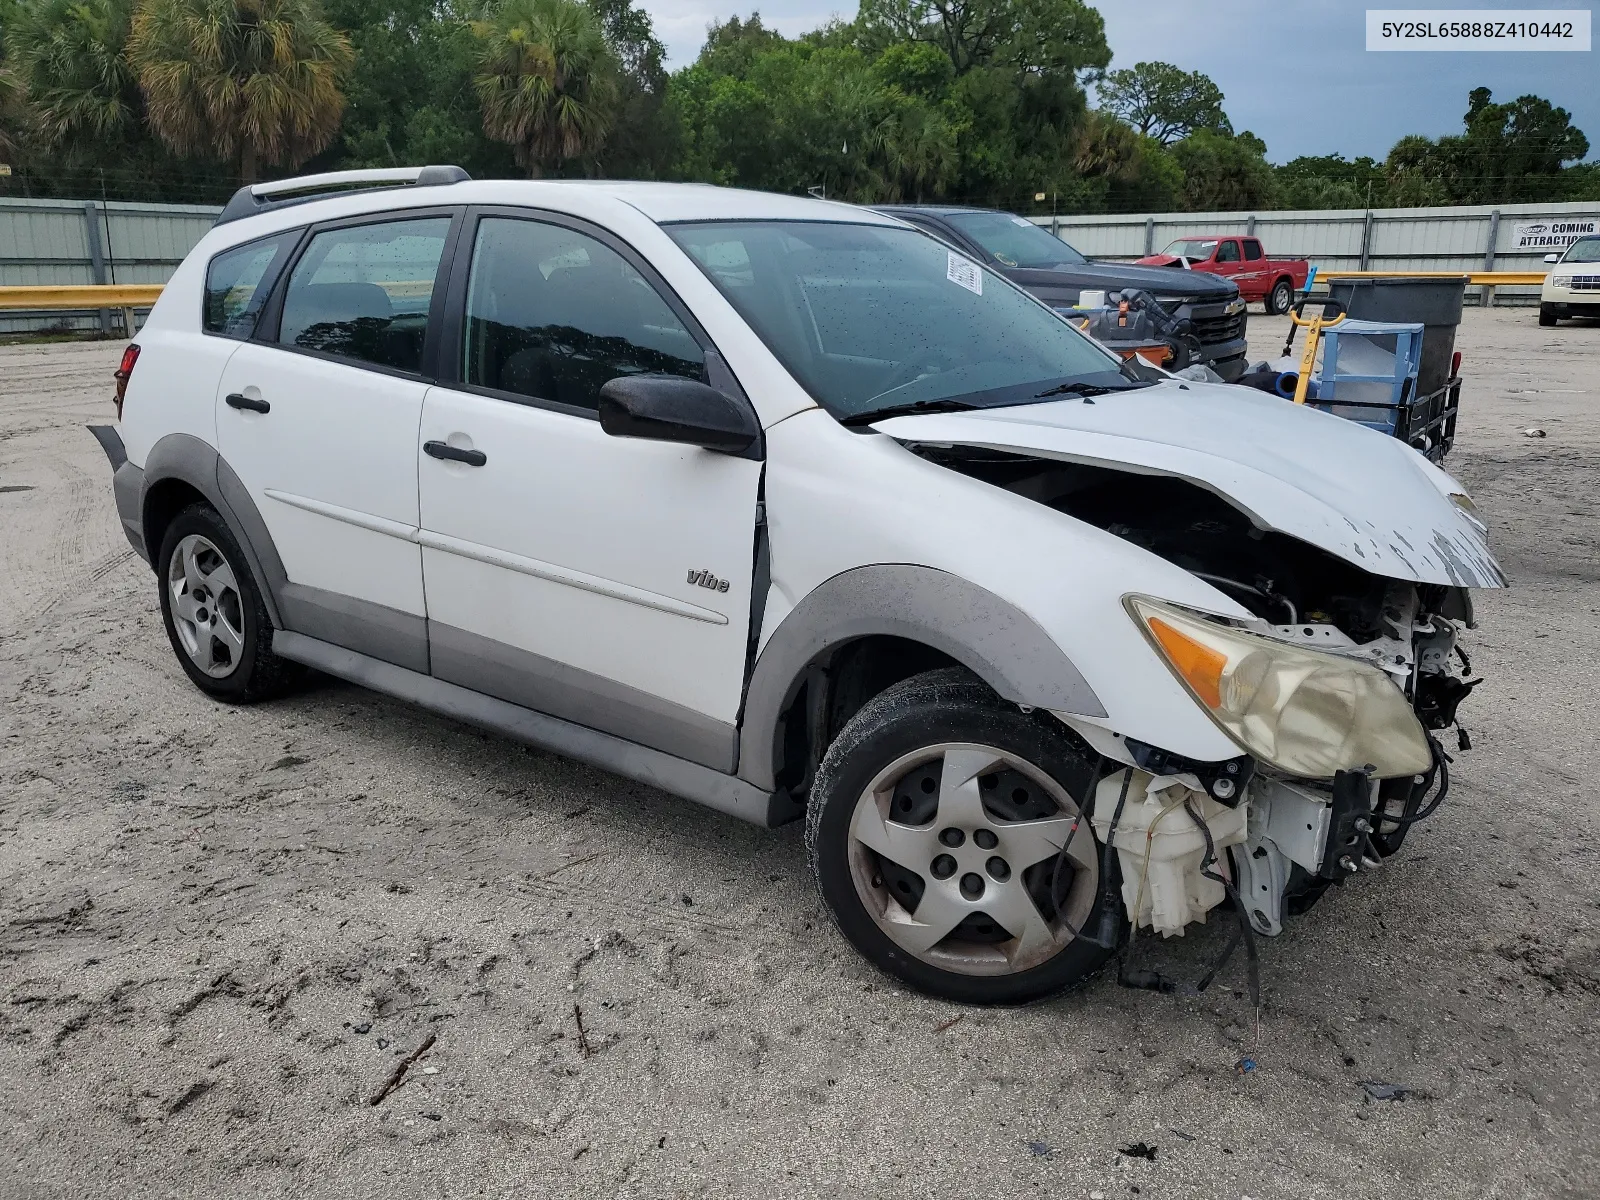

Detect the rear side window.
xmin=462 ymin=217 xmax=704 ymax=411
xmin=1243 ymin=239 xmax=1264 ymax=261
xmin=277 ymin=217 xmax=451 ymax=373
xmin=204 ymin=233 xmax=295 ymax=338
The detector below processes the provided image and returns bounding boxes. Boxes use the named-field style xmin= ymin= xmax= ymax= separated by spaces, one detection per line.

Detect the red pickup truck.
xmin=1137 ymin=236 xmax=1310 ymax=315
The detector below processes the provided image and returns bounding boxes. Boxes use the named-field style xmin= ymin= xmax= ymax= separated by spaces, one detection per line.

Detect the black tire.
xmin=1268 ymin=278 xmax=1294 ymax=316
xmin=806 ymin=668 xmax=1121 ymax=1005
xmin=156 ymin=502 xmax=301 ymax=703
xmin=1538 ymin=304 xmax=1558 ymax=327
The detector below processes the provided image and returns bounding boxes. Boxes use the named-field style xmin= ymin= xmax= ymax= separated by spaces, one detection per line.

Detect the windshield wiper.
xmin=1033 ymin=381 xmax=1145 ymax=400
xmin=839 ymin=398 xmax=981 ymax=426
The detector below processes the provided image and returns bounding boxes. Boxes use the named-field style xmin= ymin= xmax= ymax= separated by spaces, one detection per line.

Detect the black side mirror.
xmin=597 ymin=376 xmax=761 ymax=455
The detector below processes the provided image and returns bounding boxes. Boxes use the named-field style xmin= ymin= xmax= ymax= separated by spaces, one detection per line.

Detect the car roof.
xmin=226 ymin=178 xmax=903 ymax=232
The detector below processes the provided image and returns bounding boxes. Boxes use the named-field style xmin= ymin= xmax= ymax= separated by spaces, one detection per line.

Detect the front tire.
xmin=1539 ymin=303 xmax=1558 ymax=327
xmin=1268 ymin=278 xmax=1294 ymax=316
xmin=157 ymin=503 xmax=300 ymax=703
xmin=806 ymin=669 xmax=1121 ymax=1005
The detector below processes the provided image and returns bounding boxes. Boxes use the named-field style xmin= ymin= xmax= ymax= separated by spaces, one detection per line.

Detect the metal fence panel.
xmin=0 ymin=197 xmax=222 ymax=333
xmin=1039 ymin=199 xmax=1600 ymax=305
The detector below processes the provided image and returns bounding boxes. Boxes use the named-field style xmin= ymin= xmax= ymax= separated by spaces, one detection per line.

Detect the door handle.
xmin=424 ymin=440 xmax=487 ymax=467
xmin=225 ymin=392 xmax=270 ymax=414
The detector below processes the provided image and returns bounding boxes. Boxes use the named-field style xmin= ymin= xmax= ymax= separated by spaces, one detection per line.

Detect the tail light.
xmin=1451 ymin=350 xmax=1462 ymax=378
xmin=113 ymin=344 xmax=140 ymax=418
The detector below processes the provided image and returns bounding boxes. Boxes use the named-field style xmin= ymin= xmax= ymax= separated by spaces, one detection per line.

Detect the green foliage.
xmin=1170 ymin=128 xmax=1274 ymax=211
xmin=473 ymin=0 xmax=616 ymax=176
xmin=1 ymin=0 xmax=1596 ymax=219
xmin=1098 ymin=60 xmax=1229 ymax=146
xmin=129 ymin=0 xmax=353 ymax=181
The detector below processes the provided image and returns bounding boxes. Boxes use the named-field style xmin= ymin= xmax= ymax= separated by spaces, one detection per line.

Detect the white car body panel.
xmin=215 ymin=344 xmax=428 ymax=615
xmin=417 ymin=384 xmax=761 ymax=725
xmin=762 ymin=409 xmax=1250 ymax=763
xmin=872 ymin=381 xmax=1506 ymax=590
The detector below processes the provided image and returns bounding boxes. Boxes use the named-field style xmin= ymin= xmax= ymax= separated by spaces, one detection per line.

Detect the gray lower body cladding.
xmin=273 ymin=631 xmax=797 ymax=827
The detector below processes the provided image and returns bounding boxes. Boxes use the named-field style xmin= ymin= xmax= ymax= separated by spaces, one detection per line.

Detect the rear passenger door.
xmin=215 ymin=211 xmax=459 ymax=672
xmin=1240 ymin=238 xmax=1266 ymax=298
xmin=416 ymin=210 xmax=762 ymax=771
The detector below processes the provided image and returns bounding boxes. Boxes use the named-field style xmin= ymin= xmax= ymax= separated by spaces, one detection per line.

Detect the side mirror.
xmin=1544 ymin=253 xmax=1561 ymax=264
xmin=598 ymin=375 xmax=760 ymax=455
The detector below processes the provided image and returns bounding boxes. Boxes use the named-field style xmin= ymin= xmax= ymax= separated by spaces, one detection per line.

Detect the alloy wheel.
xmin=167 ymin=533 xmax=245 ymax=678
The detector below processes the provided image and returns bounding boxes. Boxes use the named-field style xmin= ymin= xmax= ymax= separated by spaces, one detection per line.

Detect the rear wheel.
xmin=1539 ymin=304 xmax=1558 ymax=327
xmin=806 ymin=669 xmax=1120 ymax=1004
xmin=1268 ymin=278 xmax=1294 ymax=316
xmin=157 ymin=504 xmax=300 ymax=703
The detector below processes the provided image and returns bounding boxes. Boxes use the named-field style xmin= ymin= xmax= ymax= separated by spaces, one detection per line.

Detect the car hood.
xmin=1007 ymin=261 xmax=1237 ymax=302
xmin=1136 ymin=254 xmax=1189 ymax=269
xmin=872 ymin=381 xmax=1506 ymax=590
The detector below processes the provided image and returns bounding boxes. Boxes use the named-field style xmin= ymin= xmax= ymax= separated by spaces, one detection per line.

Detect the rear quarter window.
xmin=203 ymin=233 xmax=297 ymax=338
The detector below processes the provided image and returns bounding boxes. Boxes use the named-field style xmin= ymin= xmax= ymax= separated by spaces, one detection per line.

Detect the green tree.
xmin=1097 ymin=61 xmax=1229 ymax=146
xmin=856 ymin=0 xmax=1109 ymax=77
xmin=1274 ymin=153 xmax=1386 ymax=210
xmin=474 ymin=0 xmax=617 ymax=176
xmin=1171 ymin=128 xmax=1275 ymax=211
xmin=586 ymin=0 xmax=675 ymax=177
xmin=129 ymin=0 xmax=352 ymax=182
xmin=7 ymin=0 xmax=141 ymax=149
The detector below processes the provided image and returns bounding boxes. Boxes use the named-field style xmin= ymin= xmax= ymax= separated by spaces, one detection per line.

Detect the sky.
xmin=637 ymin=0 xmax=1600 ymax=164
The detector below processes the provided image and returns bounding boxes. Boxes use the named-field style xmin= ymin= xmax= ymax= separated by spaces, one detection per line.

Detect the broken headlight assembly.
xmin=1125 ymin=596 xmax=1433 ymax=780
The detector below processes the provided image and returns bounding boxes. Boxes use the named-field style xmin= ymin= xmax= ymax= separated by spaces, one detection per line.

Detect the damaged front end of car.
xmin=875 ymin=397 xmax=1500 ymax=952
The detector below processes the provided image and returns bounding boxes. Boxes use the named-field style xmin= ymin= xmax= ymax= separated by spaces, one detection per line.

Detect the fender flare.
xmin=140 ymin=433 xmax=290 ymax=629
xmin=736 ymin=564 xmax=1105 ymax=790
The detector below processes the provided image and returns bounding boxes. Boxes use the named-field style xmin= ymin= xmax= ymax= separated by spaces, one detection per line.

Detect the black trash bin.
xmin=1326 ymin=275 xmax=1467 ymax=403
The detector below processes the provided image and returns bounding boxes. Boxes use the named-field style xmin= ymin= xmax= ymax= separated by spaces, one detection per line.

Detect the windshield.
xmin=1164 ymin=239 xmax=1217 ymax=260
xmin=1560 ymin=238 xmax=1600 ymax=264
xmin=666 ymin=221 xmax=1132 ymax=422
xmin=941 ymin=212 xmax=1088 ymax=268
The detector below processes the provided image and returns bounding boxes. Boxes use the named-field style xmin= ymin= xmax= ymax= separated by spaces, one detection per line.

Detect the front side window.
xmin=941 ymin=211 xmax=1088 ymax=268
xmin=1216 ymin=240 xmax=1242 ymax=263
xmin=462 ymin=217 xmax=704 ymax=411
xmin=204 ymin=233 xmax=295 ymax=338
xmin=277 ymin=217 xmax=451 ymax=373
xmin=669 ymin=221 xmax=1134 ymax=422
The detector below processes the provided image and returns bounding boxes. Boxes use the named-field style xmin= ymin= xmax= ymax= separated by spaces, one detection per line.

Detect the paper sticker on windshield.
xmin=947 ymin=251 xmax=983 ymax=295
xmin=1010 ymin=215 xmax=1034 ymax=227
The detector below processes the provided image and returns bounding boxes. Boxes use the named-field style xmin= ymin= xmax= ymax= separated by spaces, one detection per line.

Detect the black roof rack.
xmin=215 ymin=165 xmax=471 ymax=226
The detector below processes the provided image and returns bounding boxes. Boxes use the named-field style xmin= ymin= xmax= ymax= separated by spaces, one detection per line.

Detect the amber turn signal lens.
xmin=1146 ymin=615 xmax=1226 ymax=709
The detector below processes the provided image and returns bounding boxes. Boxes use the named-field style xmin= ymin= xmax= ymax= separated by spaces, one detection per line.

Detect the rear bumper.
xmin=88 ymin=424 xmax=148 ymax=563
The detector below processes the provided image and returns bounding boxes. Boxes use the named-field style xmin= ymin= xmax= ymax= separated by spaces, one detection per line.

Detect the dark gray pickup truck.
xmin=872 ymin=205 xmax=1250 ymax=381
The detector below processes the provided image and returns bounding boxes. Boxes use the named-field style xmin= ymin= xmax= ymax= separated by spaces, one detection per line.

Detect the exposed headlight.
xmin=1126 ymin=596 xmax=1432 ymax=779
xmin=1550 ymin=275 xmax=1574 ymax=288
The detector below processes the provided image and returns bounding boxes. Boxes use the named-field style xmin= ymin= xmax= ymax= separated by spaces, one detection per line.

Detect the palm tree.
xmin=474 ymin=0 xmax=617 ymax=176
xmin=128 ymin=0 xmax=352 ymax=182
xmin=6 ymin=0 xmax=142 ymax=151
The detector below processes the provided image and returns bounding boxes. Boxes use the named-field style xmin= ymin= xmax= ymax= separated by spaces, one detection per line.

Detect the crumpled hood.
xmin=873 ymin=381 xmax=1506 ymax=589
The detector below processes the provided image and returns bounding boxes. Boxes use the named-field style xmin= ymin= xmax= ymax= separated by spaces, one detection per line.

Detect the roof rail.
xmin=215 ymin=165 xmax=471 ymax=226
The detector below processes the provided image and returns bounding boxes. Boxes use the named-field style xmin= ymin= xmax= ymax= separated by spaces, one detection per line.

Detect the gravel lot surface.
xmin=1 ymin=309 xmax=1597 ymax=1199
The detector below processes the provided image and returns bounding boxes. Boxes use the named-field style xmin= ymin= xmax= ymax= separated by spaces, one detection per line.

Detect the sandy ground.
xmin=0 ymin=308 xmax=1597 ymax=1200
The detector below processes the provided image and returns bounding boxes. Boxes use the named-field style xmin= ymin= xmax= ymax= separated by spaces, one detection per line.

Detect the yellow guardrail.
xmin=1314 ymin=270 xmax=1547 ymax=286
xmin=0 ymin=284 xmax=165 ymax=311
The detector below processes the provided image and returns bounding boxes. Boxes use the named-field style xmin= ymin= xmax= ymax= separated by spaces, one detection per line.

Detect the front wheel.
xmin=1539 ymin=304 xmax=1558 ymax=327
xmin=806 ymin=669 xmax=1120 ymax=1005
xmin=1268 ymin=278 xmax=1294 ymax=316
